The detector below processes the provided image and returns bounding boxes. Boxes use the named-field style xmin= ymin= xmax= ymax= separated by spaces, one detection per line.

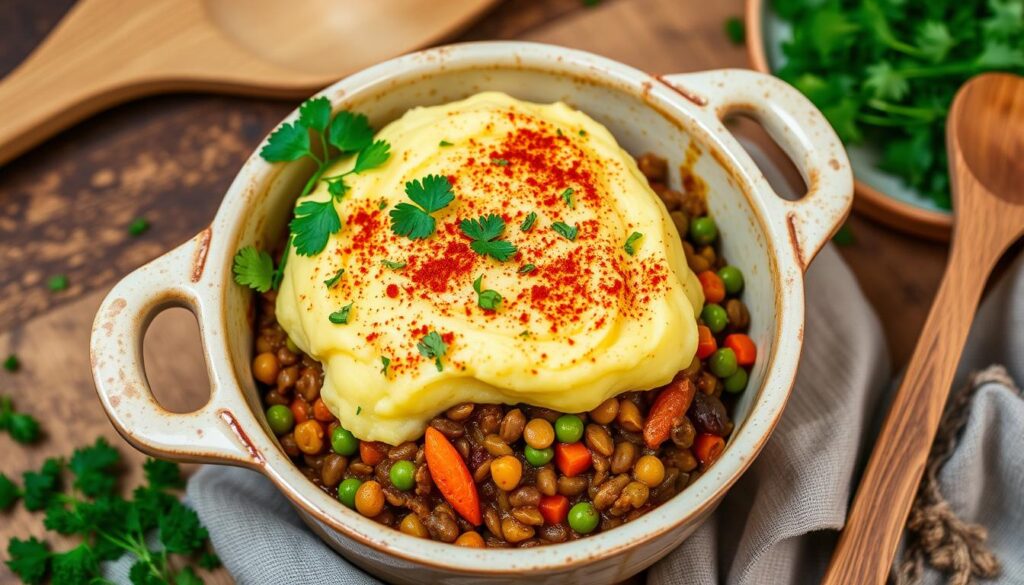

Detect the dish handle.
xmin=660 ymin=69 xmax=854 ymax=270
xmin=90 ymin=234 xmax=257 ymax=466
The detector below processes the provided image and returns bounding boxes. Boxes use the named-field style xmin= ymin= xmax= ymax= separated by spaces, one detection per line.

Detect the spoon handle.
xmin=822 ymin=239 xmax=998 ymax=585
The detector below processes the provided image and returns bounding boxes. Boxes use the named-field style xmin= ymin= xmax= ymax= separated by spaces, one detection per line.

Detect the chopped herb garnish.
xmin=417 ymin=331 xmax=448 ymax=372
xmin=380 ymin=357 xmax=391 ymax=376
xmin=461 ymin=214 xmax=517 ymax=261
xmin=290 ymin=199 xmax=342 ymax=256
xmin=1 ymin=395 xmax=40 ymax=444
xmin=329 ymin=303 xmax=353 ymax=325
xmin=128 ymin=217 xmax=150 ymax=236
xmin=3 ymin=354 xmax=18 ymax=372
xmin=724 ymin=16 xmax=745 ymax=45
xmin=356 ymin=406 xmax=362 ymax=415
xmin=560 ymin=187 xmax=575 ymax=208
xmin=47 ymin=275 xmax=68 ymax=292
xmin=492 ymin=158 xmax=509 ymax=166
xmin=232 ymin=247 xmax=275 ymax=292
xmin=518 ymin=264 xmax=536 ymax=274
xmin=556 ymin=129 xmax=563 ymax=136
xmin=472 ymin=275 xmax=503 ymax=311
xmin=378 ymin=198 xmax=388 ymax=210
xmin=520 ymin=212 xmax=537 ymax=232
xmin=324 ymin=268 xmax=345 ymax=288
xmin=519 ymin=330 xmax=530 ymax=338
xmin=390 ymin=174 xmax=455 ymax=240
xmin=624 ymin=231 xmax=644 ymax=256
xmin=439 ymin=140 xmax=453 ymax=147
xmin=381 ymin=259 xmax=406 ymax=270
xmin=579 ymin=129 xmax=587 ymax=136
xmin=552 ymin=222 xmax=579 ymax=241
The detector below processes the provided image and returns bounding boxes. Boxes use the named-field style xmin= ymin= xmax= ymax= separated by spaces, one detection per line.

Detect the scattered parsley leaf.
xmin=520 ymin=212 xmax=537 ymax=232
xmin=47 ymin=275 xmax=68 ymax=292
xmin=390 ymin=175 xmax=455 ymax=239
xmin=416 ymin=331 xmax=448 ymax=372
xmin=492 ymin=158 xmax=509 ymax=166
xmin=3 ymin=354 xmax=17 ymax=372
xmin=560 ymin=188 xmax=575 ymax=208
xmin=175 ymin=566 xmax=204 ymax=585
xmin=460 ymin=214 xmax=517 ymax=261
xmin=915 ymin=21 xmax=955 ymax=63
xmin=864 ymin=61 xmax=909 ymax=101
xmin=624 ymin=231 xmax=644 ymax=256
xmin=0 ymin=473 xmax=20 ymax=509
xmin=51 ymin=543 xmax=97 ymax=585
xmin=232 ymin=247 xmax=275 ymax=293
xmin=578 ymin=129 xmax=587 ymax=136
xmin=381 ymin=259 xmax=406 ymax=270
xmin=69 ymin=437 xmax=120 ymax=498
xmin=324 ymin=268 xmax=345 ymax=288
xmin=199 ymin=552 xmax=222 ymax=570
xmin=472 ymin=275 xmax=503 ymax=311
xmin=356 ymin=406 xmax=362 ymax=416
xmin=439 ymin=140 xmax=453 ymax=147
xmin=128 ymin=217 xmax=150 ymax=236
xmin=725 ymin=16 xmax=745 ymax=45
xmin=22 ymin=458 xmax=62 ymax=511
xmin=518 ymin=264 xmax=536 ymax=274
xmin=328 ymin=111 xmax=373 ymax=153
xmin=298 ymin=96 xmax=332 ymax=133
xmin=1 ymin=395 xmax=40 ymax=444
xmin=290 ymin=199 xmax=342 ymax=256
xmin=159 ymin=501 xmax=208 ymax=554
xmin=378 ymin=198 xmax=388 ymax=210
xmin=552 ymin=222 xmax=579 ymax=241
xmin=6 ymin=537 xmax=50 ymax=584
xmin=329 ymin=303 xmax=353 ymax=325
xmin=380 ymin=357 xmax=391 ymax=376
xmin=143 ymin=458 xmax=184 ymax=490
xmin=353 ymin=140 xmax=391 ymax=173
xmin=260 ymin=121 xmax=311 ymax=162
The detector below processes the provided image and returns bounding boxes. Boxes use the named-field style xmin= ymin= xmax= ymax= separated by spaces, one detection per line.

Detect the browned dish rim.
xmin=744 ymin=0 xmax=953 ymax=242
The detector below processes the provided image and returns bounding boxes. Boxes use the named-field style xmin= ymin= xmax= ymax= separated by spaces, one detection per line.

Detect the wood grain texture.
xmin=823 ymin=73 xmax=1024 ymax=585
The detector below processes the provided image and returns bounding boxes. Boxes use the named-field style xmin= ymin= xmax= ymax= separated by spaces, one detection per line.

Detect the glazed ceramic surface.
xmin=90 ymin=42 xmax=852 ymax=584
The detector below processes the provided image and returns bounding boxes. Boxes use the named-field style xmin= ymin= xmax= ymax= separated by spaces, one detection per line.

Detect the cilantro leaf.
xmin=298 ymin=97 xmax=332 ymax=133
xmin=864 ymin=62 xmax=909 ymax=101
xmin=976 ymin=41 xmax=1024 ymax=69
xmin=23 ymin=458 xmax=62 ymax=511
xmin=472 ymin=275 xmax=503 ymax=311
xmin=390 ymin=175 xmax=455 ymax=240
xmin=520 ymin=212 xmax=537 ymax=232
xmin=8 ymin=412 xmax=40 ymax=444
xmin=232 ymin=247 xmax=275 ymax=293
xmin=328 ymin=111 xmax=374 ymax=153
xmin=0 ymin=472 xmax=20 ymax=509
xmin=804 ymin=8 xmax=860 ymax=62
xmin=353 ymin=140 xmax=391 ymax=173
xmin=143 ymin=458 xmax=184 ymax=490
xmin=159 ymin=501 xmax=209 ymax=554
xmin=329 ymin=303 xmax=353 ymax=325
xmin=324 ymin=268 xmax=345 ymax=288
xmin=915 ymin=21 xmax=956 ymax=63
xmin=290 ymin=199 xmax=341 ymax=256
xmin=50 ymin=543 xmax=98 ymax=585
xmin=724 ymin=16 xmax=745 ymax=45
xmin=624 ymin=231 xmax=644 ymax=256
xmin=416 ymin=331 xmax=448 ymax=372
xmin=6 ymin=537 xmax=50 ymax=584
xmin=128 ymin=217 xmax=150 ymax=236
xmin=560 ymin=188 xmax=575 ymax=208
xmin=260 ymin=121 xmax=310 ymax=162
xmin=461 ymin=214 xmax=517 ymax=261
xmin=44 ymin=500 xmax=86 ymax=535
xmin=552 ymin=222 xmax=579 ymax=241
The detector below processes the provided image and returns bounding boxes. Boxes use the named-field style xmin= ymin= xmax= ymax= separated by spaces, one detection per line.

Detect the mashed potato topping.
xmin=276 ymin=92 xmax=704 ymax=444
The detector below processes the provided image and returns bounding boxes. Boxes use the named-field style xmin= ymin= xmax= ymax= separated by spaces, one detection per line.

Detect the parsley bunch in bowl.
xmin=772 ymin=0 xmax=1023 ymax=209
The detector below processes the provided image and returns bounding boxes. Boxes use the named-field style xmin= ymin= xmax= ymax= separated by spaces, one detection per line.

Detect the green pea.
xmin=700 ymin=303 xmax=728 ymax=333
xmin=724 ymin=368 xmax=748 ymax=393
xmin=524 ymin=445 xmax=554 ymax=466
xmin=266 ymin=405 xmax=294 ymax=435
xmin=554 ymin=414 xmax=585 ymax=443
xmin=389 ymin=460 xmax=416 ymax=491
xmin=338 ymin=478 xmax=362 ymax=509
xmin=717 ymin=265 xmax=744 ymax=295
xmin=330 ymin=426 xmax=359 ymax=456
xmin=709 ymin=348 xmax=738 ymax=378
xmin=568 ymin=502 xmax=600 ymax=534
xmin=689 ymin=217 xmax=718 ymax=246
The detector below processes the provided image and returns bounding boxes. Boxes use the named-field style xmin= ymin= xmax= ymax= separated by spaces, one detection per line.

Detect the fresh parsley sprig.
xmin=389 ymin=175 xmax=455 ymax=240
xmin=472 ymin=275 xmax=503 ymax=311
xmin=416 ymin=331 xmax=448 ymax=372
xmin=460 ymin=214 xmax=517 ymax=261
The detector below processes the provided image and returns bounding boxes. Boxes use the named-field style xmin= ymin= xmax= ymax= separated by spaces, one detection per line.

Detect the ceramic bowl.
xmin=90 ymin=41 xmax=852 ymax=584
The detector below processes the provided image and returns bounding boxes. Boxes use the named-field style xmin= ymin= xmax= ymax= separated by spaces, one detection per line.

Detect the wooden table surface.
xmin=0 ymin=0 xmax=950 ymax=583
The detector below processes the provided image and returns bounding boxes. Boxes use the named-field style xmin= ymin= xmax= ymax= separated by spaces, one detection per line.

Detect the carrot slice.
xmin=643 ymin=377 xmax=697 ymax=449
xmin=424 ymin=427 xmax=482 ymax=525
xmin=538 ymin=495 xmax=569 ymax=525
xmin=554 ymin=442 xmax=592 ymax=477
xmin=693 ymin=433 xmax=725 ymax=467
xmin=359 ymin=441 xmax=386 ymax=466
xmin=312 ymin=398 xmax=334 ymax=422
xmin=290 ymin=399 xmax=310 ymax=424
xmin=724 ymin=333 xmax=757 ymax=366
xmin=697 ymin=271 xmax=726 ymax=304
xmin=696 ymin=325 xmax=717 ymax=360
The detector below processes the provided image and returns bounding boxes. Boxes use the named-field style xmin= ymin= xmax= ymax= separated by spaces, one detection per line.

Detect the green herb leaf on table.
xmin=290 ymin=199 xmax=342 ymax=257
xmin=0 ymin=473 xmax=20 ymax=509
xmin=461 ymin=214 xmax=517 ymax=261
xmin=22 ymin=458 xmax=62 ymax=512
xmin=47 ymin=275 xmax=68 ymax=292
xmin=520 ymin=212 xmax=537 ymax=232
xmin=69 ymin=438 xmax=120 ymax=498
xmin=1 ymin=395 xmax=41 ymax=444
xmin=417 ymin=331 xmax=448 ymax=372
xmin=552 ymin=222 xmax=578 ymax=241
xmin=329 ymin=303 xmax=354 ymax=325
xmin=624 ymin=231 xmax=644 ymax=256
xmin=199 ymin=552 xmax=222 ymax=570
xmin=128 ymin=217 xmax=150 ymax=236
xmin=6 ymin=537 xmax=50 ymax=584
xmin=232 ymin=247 xmax=275 ymax=293
xmin=143 ymin=458 xmax=185 ymax=490
xmin=472 ymin=275 xmax=503 ymax=311
xmin=390 ymin=175 xmax=455 ymax=240
xmin=3 ymin=353 xmax=18 ymax=372
xmin=724 ymin=16 xmax=745 ymax=45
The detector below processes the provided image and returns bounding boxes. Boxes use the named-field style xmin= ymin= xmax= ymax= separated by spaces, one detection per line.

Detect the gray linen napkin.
xmin=176 ymin=245 xmax=1023 ymax=585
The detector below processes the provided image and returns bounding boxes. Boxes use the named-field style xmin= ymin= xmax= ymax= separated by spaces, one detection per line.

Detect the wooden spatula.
xmin=823 ymin=73 xmax=1024 ymax=584
xmin=0 ymin=0 xmax=496 ymax=166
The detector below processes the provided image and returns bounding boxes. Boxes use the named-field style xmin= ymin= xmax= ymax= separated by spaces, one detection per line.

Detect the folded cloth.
xmin=179 ymin=245 xmax=1024 ymax=585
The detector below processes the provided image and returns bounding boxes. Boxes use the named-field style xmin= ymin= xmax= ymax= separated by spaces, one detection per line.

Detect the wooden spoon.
xmin=823 ymin=73 xmax=1024 ymax=585
xmin=0 ymin=0 xmax=496 ymax=166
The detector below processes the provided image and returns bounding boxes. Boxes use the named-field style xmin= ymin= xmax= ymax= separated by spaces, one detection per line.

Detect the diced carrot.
xmin=697 ymin=271 xmax=726 ymax=304
xmin=643 ymin=377 xmax=697 ymax=449
xmin=696 ymin=325 xmax=717 ymax=359
xmin=554 ymin=442 xmax=592 ymax=477
xmin=312 ymin=398 xmax=334 ymax=422
xmin=724 ymin=333 xmax=757 ymax=366
xmin=290 ymin=399 xmax=310 ymax=424
xmin=424 ymin=427 xmax=482 ymax=525
xmin=359 ymin=441 xmax=386 ymax=466
xmin=538 ymin=495 xmax=569 ymax=525
xmin=693 ymin=433 xmax=725 ymax=467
